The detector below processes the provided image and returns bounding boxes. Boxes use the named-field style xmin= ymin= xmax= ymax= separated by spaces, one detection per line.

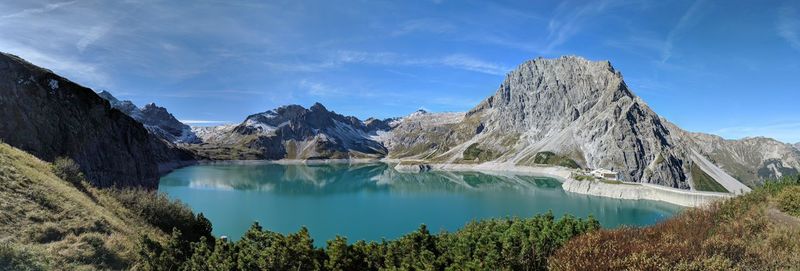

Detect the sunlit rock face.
xmin=377 ymin=56 xmax=798 ymax=190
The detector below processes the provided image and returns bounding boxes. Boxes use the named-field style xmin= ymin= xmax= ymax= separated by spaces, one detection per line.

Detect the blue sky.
xmin=1 ymin=0 xmax=799 ymax=142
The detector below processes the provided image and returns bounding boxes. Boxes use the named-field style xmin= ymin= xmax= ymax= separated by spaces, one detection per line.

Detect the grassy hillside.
xmin=530 ymin=151 xmax=581 ymax=169
xmin=0 ymin=142 xmax=210 ymax=270
xmin=549 ymin=175 xmax=800 ymax=270
xmin=691 ymin=163 xmax=728 ymax=193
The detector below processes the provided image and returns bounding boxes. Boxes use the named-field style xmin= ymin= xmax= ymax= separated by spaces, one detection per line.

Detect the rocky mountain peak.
xmin=310 ymin=102 xmax=329 ymax=113
xmin=470 ymin=56 xmax=633 ymax=135
xmin=97 ymin=90 xmax=119 ymax=103
xmin=408 ymin=109 xmax=428 ymax=118
xmin=97 ymin=90 xmax=198 ymax=144
xmin=363 ymin=117 xmax=398 ymax=133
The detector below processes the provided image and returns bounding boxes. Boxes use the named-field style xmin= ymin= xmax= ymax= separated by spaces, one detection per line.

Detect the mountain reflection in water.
xmin=160 ymin=163 xmax=682 ymax=245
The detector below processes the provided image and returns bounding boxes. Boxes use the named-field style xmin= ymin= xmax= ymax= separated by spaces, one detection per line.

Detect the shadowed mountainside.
xmin=0 ymin=52 xmax=194 ymax=188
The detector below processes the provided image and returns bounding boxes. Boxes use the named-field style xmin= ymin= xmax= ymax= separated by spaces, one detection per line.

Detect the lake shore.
xmin=416 ymin=162 xmax=732 ymax=207
xmin=190 ymin=158 xmax=733 ymax=207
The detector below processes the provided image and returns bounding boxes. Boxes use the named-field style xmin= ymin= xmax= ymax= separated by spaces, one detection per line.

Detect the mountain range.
xmin=1 ymin=51 xmax=798 ymax=192
xmin=190 ymin=56 xmax=799 ymax=192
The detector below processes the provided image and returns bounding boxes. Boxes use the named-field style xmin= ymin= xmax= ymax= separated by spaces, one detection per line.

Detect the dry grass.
xmin=548 ymin=177 xmax=800 ymax=270
xmin=0 ymin=143 xmax=167 ymax=270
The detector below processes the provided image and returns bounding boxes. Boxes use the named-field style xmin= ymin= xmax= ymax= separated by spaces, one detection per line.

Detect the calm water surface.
xmin=159 ymin=163 xmax=682 ymax=245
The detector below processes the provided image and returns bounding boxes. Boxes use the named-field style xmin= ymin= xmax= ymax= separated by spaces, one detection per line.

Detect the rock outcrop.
xmin=98 ymin=91 xmax=200 ymax=144
xmin=0 ymin=52 xmax=194 ymax=188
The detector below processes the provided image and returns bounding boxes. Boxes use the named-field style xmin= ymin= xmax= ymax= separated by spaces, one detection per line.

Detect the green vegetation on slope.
xmin=462 ymin=143 xmax=498 ymax=162
xmin=777 ymin=186 xmax=800 ymax=216
xmin=549 ymin=175 xmax=800 ymax=270
xmin=138 ymin=213 xmax=600 ymax=271
xmin=531 ymin=151 xmax=581 ymax=169
xmin=691 ymin=163 xmax=728 ymax=193
xmin=0 ymin=142 xmax=211 ymax=270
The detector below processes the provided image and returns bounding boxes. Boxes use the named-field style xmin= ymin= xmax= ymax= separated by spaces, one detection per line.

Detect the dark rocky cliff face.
xmin=0 ymin=53 xmax=194 ymax=188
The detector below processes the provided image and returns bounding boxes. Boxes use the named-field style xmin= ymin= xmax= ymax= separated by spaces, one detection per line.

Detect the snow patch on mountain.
xmin=98 ymin=90 xmax=199 ymax=144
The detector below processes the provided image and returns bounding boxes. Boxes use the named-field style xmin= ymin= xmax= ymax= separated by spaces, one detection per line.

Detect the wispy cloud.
xmin=77 ymin=24 xmax=113 ymax=52
xmin=544 ymin=0 xmax=615 ymax=52
xmin=0 ymin=40 xmax=110 ymax=87
xmin=299 ymin=80 xmax=343 ymax=96
xmin=267 ymin=50 xmax=509 ymax=76
xmin=661 ymin=0 xmax=706 ymax=63
xmin=778 ymin=6 xmax=800 ymax=51
xmin=440 ymin=54 xmax=509 ymax=75
xmin=0 ymin=0 xmax=77 ymax=20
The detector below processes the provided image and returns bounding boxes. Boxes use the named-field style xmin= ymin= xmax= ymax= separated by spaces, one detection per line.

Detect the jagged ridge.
xmin=98 ymin=91 xmax=200 ymax=144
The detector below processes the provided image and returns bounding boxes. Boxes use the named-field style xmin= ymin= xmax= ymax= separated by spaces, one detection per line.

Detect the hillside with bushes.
xmin=0 ymin=142 xmax=210 ymax=270
xmin=549 ymin=175 xmax=800 ymax=270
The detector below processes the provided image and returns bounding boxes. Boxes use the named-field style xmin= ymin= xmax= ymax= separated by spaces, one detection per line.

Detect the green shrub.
xmin=52 ymin=157 xmax=84 ymax=186
xmin=777 ymin=186 xmax=800 ymax=216
xmin=533 ymin=151 xmax=580 ymax=169
xmin=110 ymin=189 xmax=212 ymax=243
xmin=462 ymin=143 xmax=497 ymax=162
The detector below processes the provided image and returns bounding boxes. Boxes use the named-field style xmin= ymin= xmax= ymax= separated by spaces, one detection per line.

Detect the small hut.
xmin=590 ymin=168 xmax=619 ymax=181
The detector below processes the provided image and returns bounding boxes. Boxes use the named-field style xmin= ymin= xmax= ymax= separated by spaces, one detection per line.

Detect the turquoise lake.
xmin=159 ymin=163 xmax=682 ymax=246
